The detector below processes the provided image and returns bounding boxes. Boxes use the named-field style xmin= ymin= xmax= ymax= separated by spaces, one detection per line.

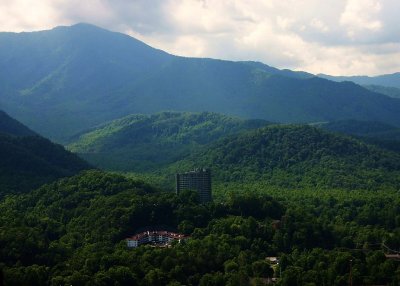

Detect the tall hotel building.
xmin=176 ymin=168 xmax=212 ymax=203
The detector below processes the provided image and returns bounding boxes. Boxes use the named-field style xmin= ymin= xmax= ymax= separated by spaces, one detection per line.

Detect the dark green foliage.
xmin=319 ymin=119 xmax=400 ymax=152
xmin=1 ymin=23 xmax=399 ymax=285
xmin=2 ymin=24 xmax=400 ymax=141
xmin=170 ymin=124 xmax=400 ymax=190
xmin=0 ymin=171 xmax=285 ymax=285
xmin=0 ymin=110 xmax=37 ymax=136
xmin=320 ymin=119 xmax=400 ymax=140
xmin=0 ymin=134 xmax=89 ymax=197
xmin=68 ymin=111 xmax=269 ymax=171
xmin=1 ymin=171 xmax=400 ymax=285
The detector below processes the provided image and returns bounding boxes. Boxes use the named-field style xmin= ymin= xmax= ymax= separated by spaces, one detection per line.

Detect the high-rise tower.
xmin=176 ymin=168 xmax=212 ymax=203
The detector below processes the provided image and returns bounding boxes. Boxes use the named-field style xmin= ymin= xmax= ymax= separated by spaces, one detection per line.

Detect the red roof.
xmin=127 ymin=230 xmax=188 ymax=241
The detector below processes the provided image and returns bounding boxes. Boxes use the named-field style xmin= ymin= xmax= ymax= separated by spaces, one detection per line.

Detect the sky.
xmin=0 ymin=0 xmax=399 ymax=76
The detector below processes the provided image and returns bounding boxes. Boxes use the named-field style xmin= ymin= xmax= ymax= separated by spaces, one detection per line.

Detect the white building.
xmin=126 ymin=230 xmax=188 ymax=248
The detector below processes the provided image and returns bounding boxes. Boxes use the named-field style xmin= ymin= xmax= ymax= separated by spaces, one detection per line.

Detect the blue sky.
xmin=1 ymin=0 xmax=399 ymax=76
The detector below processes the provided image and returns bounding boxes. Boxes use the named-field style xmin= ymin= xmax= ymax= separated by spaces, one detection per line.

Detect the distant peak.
xmin=52 ymin=23 xmax=107 ymax=32
xmin=70 ymin=23 xmax=101 ymax=29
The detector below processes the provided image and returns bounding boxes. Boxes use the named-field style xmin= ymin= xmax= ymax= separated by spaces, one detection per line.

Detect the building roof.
xmin=127 ymin=230 xmax=188 ymax=241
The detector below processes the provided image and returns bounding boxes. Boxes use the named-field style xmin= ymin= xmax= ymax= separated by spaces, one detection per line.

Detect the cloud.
xmin=340 ymin=0 xmax=382 ymax=38
xmin=0 ymin=0 xmax=61 ymax=31
xmin=0 ymin=0 xmax=399 ymax=75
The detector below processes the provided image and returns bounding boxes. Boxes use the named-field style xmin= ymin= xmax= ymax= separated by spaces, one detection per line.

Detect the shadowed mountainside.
xmin=0 ymin=110 xmax=90 ymax=196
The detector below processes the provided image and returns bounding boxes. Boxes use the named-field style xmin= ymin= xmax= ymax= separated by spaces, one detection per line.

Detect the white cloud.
xmin=310 ymin=18 xmax=329 ymax=33
xmin=0 ymin=0 xmax=399 ymax=75
xmin=0 ymin=0 xmax=61 ymax=31
xmin=340 ymin=0 xmax=383 ymax=40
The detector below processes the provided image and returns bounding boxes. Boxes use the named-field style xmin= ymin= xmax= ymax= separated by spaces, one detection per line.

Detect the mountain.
xmin=169 ymin=125 xmax=400 ymax=190
xmin=0 ymin=111 xmax=90 ymax=196
xmin=318 ymin=120 xmax=400 ymax=140
xmin=317 ymin=119 xmax=400 ymax=153
xmin=1 ymin=24 xmax=400 ymax=141
xmin=317 ymin=72 xmax=400 ymax=98
xmin=68 ymin=111 xmax=269 ymax=171
xmin=0 ymin=134 xmax=91 ymax=197
xmin=0 ymin=23 xmax=172 ymax=140
xmin=362 ymin=85 xmax=400 ymax=98
xmin=0 ymin=110 xmax=37 ymax=136
xmin=318 ymin=73 xmax=400 ymax=89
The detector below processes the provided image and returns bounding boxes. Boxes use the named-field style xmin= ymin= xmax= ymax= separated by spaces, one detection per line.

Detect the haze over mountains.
xmin=318 ymin=73 xmax=400 ymax=99
xmin=319 ymin=73 xmax=400 ymax=89
xmin=1 ymin=23 xmax=400 ymax=142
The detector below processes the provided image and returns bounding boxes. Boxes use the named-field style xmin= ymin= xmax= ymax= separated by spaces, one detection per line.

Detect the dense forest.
xmin=1 ymin=111 xmax=400 ymax=285
xmin=0 ymin=133 xmax=90 ymax=197
xmin=1 ymin=19 xmax=400 ymax=286
xmin=0 ymin=110 xmax=90 ymax=197
xmin=0 ymin=171 xmax=399 ymax=285
xmin=0 ymin=110 xmax=37 ymax=137
xmin=318 ymin=119 xmax=400 ymax=153
xmin=68 ymin=111 xmax=268 ymax=171
xmin=319 ymin=120 xmax=400 ymax=139
xmin=168 ymin=124 xmax=400 ymax=190
xmin=69 ymin=116 xmax=400 ymax=191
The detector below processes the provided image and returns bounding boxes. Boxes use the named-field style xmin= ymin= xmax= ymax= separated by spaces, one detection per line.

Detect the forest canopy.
xmin=1 ymin=170 xmax=400 ymax=285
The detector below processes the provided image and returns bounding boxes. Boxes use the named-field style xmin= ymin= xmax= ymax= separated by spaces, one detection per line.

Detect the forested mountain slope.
xmin=319 ymin=72 xmax=400 ymax=88
xmin=319 ymin=120 xmax=399 ymax=138
xmin=170 ymin=125 xmax=400 ymax=190
xmin=362 ymin=85 xmax=400 ymax=98
xmin=318 ymin=120 xmax=400 ymax=153
xmin=0 ymin=110 xmax=36 ymax=136
xmin=0 ymin=111 xmax=90 ymax=196
xmin=1 ymin=24 xmax=400 ymax=141
xmin=0 ymin=134 xmax=90 ymax=196
xmin=68 ymin=111 xmax=269 ymax=171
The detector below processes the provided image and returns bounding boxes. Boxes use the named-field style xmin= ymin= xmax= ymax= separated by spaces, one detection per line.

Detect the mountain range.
xmin=318 ymin=73 xmax=400 ymax=99
xmin=66 ymin=109 xmax=400 ymax=191
xmin=1 ymin=23 xmax=400 ymax=142
xmin=319 ymin=73 xmax=400 ymax=89
xmin=2 ymin=23 xmax=400 ymax=286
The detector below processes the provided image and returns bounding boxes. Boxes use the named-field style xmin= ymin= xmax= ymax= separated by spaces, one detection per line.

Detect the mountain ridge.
xmin=0 ymin=110 xmax=90 ymax=196
xmin=167 ymin=124 xmax=400 ymax=190
xmin=318 ymin=72 xmax=400 ymax=89
xmin=0 ymin=110 xmax=37 ymax=136
xmin=68 ymin=111 xmax=269 ymax=171
xmin=1 ymin=23 xmax=400 ymax=141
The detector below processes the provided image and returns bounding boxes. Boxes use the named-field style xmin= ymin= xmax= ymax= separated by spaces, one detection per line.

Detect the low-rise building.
xmin=126 ymin=230 xmax=188 ymax=248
